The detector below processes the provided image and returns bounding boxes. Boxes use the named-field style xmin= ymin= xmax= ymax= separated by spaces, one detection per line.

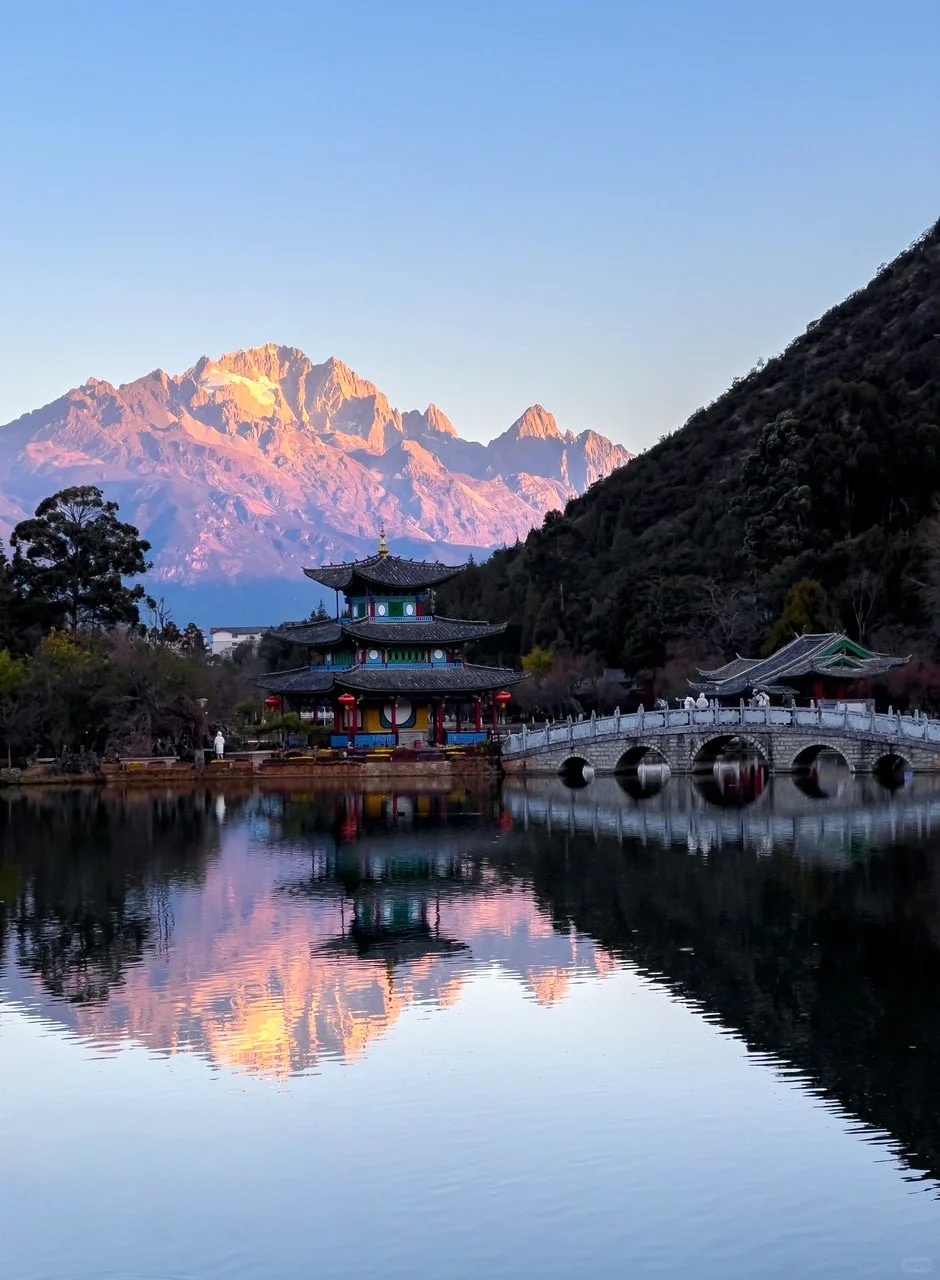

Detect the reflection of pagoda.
xmin=284 ymin=791 xmax=491 ymax=967
xmin=258 ymin=532 xmax=525 ymax=747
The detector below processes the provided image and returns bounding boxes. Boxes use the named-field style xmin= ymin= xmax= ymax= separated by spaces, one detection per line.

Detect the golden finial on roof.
xmin=378 ymin=523 xmax=388 ymax=557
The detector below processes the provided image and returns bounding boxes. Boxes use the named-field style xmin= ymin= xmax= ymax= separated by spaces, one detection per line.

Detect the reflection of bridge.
xmin=502 ymin=705 xmax=940 ymax=774
xmin=502 ymin=775 xmax=940 ymax=865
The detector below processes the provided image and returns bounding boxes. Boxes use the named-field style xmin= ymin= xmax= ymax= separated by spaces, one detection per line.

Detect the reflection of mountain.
xmin=8 ymin=776 xmax=940 ymax=1187
xmin=501 ymin=775 xmax=940 ymax=1183
xmin=0 ymin=789 xmax=611 ymax=1077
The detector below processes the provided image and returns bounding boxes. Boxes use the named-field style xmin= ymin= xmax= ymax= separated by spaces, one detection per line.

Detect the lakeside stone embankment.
xmin=2 ymin=747 xmax=500 ymax=788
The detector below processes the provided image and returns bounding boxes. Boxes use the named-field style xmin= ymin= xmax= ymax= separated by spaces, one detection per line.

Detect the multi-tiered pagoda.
xmin=258 ymin=533 xmax=525 ymax=749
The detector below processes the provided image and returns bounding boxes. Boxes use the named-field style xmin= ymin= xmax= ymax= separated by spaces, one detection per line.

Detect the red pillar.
xmin=456 ymin=701 xmax=462 ymax=733
xmin=474 ymin=697 xmax=482 ymax=732
xmin=491 ymin=696 xmax=498 ymax=735
xmin=333 ymin=705 xmax=342 ymax=734
xmin=390 ymin=697 xmax=397 ymax=743
xmin=436 ymin=700 xmax=445 ymax=745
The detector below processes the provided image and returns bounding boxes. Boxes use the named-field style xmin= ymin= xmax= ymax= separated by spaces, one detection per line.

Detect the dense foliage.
xmin=442 ymin=221 xmax=940 ymax=683
xmin=9 ymin=486 xmax=152 ymax=634
xmin=0 ymin=487 xmax=279 ymax=764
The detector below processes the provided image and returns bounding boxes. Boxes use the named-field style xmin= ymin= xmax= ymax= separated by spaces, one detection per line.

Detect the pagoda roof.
xmin=346 ymin=617 xmax=506 ymax=644
xmin=267 ymin=619 xmax=346 ymax=646
xmin=257 ymin=667 xmax=337 ymax=695
xmin=303 ymin=552 xmax=464 ymax=592
xmin=266 ymin=616 xmax=506 ymax=648
xmin=256 ymin=662 xmax=526 ymax=697
xmin=691 ymin=632 xmax=909 ymax=696
xmin=335 ymin=663 xmax=526 ymax=694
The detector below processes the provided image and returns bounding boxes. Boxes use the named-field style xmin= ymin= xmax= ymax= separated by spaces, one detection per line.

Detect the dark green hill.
xmin=443 ymin=220 xmax=940 ymax=674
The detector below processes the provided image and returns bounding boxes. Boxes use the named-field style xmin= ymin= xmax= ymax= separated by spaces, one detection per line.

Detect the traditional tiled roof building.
xmin=259 ymin=531 xmax=525 ymax=748
xmin=691 ymin=633 xmax=908 ymax=702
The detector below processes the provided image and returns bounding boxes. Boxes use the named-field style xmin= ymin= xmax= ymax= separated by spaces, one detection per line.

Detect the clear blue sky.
xmin=0 ymin=0 xmax=937 ymax=450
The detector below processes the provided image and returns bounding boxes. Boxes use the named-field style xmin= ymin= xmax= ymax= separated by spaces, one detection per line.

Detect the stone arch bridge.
xmin=501 ymin=705 xmax=940 ymax=775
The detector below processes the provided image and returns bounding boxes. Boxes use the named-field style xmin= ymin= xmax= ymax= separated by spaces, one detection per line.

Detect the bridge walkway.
xmin=502 ymin=705 xmax=940 ymax=774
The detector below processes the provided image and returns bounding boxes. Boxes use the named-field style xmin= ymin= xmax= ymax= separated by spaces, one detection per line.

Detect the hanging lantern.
xmin=494 ymin=690 xmax=512 ymax=707
xmin=338 ymin=692 xmax=356 ymax=708
xmin=264 ymin=696 xmax=282 ymax=709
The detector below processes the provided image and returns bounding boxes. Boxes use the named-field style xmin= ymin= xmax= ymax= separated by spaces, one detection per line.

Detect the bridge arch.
xmin=873 ymin=751 xmax=914 ymax=787
xmin=614 ymin=743 xmax=671 ymax=773
xmin=557 ymin=754 xmax=595 ymax=786
xmin=789 ymin=742 xmax=853 ymax=773
xmin=691 ymin=733 xmax=769 ymax=772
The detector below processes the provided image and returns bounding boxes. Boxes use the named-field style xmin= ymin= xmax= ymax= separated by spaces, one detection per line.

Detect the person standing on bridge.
xmin=695 ymin=692 xmax=709 ymax=711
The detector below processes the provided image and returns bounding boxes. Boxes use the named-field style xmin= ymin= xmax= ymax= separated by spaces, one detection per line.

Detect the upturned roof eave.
xmin=303 ymin=553 xmax=465 ymax=592
xmin=343 ymin=617 xmax=508 ymax=644
xmin=334 ymin=663 xmax=528 ymax=694
xmin=266 ymin=615 xmax=508 ymax=648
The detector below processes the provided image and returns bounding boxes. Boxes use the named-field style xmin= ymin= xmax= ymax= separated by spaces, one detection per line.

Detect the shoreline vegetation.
xmin=0 ymin=486 xmax=395 ymax=777
xmin=0 ymin=488 xmax=507 ymax=783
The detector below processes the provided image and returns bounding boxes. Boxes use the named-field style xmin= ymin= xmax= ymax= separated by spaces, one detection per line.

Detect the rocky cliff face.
xmin=0 ymin=344 xmax=632 ymax=619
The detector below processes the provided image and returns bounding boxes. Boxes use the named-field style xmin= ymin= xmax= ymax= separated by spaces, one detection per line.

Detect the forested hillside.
xmin=442 ymin=220 xmax=940 ymax=678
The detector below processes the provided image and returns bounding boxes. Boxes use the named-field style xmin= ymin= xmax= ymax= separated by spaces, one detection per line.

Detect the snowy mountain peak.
xmin=505 ymin=404 xmax=563 ymax=441
xmin=0 ymin=346 xmax=634 ymax=618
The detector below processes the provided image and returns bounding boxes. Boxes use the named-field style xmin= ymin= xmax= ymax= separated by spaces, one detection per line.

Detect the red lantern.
xmin=264 ymin=696 xmax=282 ymax=709
xmin=337 ymin=692 xmax=356 ymax=707
xmin=494 ymin=690 xmax=512 ymax=706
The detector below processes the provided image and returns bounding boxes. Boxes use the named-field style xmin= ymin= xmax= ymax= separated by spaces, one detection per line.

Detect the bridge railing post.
xmin=639 ymin=704 xmax=645 ymax=731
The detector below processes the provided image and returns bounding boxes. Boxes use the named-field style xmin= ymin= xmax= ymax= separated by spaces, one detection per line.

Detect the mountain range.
xmin=0 ymin=345 xmax=632 ymax=624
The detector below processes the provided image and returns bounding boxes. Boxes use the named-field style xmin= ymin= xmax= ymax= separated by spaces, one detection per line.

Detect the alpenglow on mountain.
xmin=0 ymin=345 xmax=633 ymax=622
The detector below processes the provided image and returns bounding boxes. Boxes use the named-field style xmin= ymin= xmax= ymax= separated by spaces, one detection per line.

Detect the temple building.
xmin=258 ymin=533 xmax=526 ymax=748
xmin=691 ymin=632 xmax=909 ymax=704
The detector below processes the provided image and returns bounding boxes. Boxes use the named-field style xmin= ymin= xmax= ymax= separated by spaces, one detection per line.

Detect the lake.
xmin=2 ymin=771 xmax=940 ymax=1278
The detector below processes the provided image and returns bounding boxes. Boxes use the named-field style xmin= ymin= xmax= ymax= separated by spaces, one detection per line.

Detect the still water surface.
xmin=2 ymin=772 xmax=940 ymax=1278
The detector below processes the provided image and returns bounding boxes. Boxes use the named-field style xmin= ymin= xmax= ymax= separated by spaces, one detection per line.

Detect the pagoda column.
xmin=474 ymin=697 xmax=482 ymax=732
xmin=333 ymin=704 xmax=342 ymax=735
xmin=390 ymin=697 xmax=397 ymax=743
xmin=491 ymin=695 xmax=498 ymax=735
xmin=455 ymin=701 xmax=462 ymax=733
